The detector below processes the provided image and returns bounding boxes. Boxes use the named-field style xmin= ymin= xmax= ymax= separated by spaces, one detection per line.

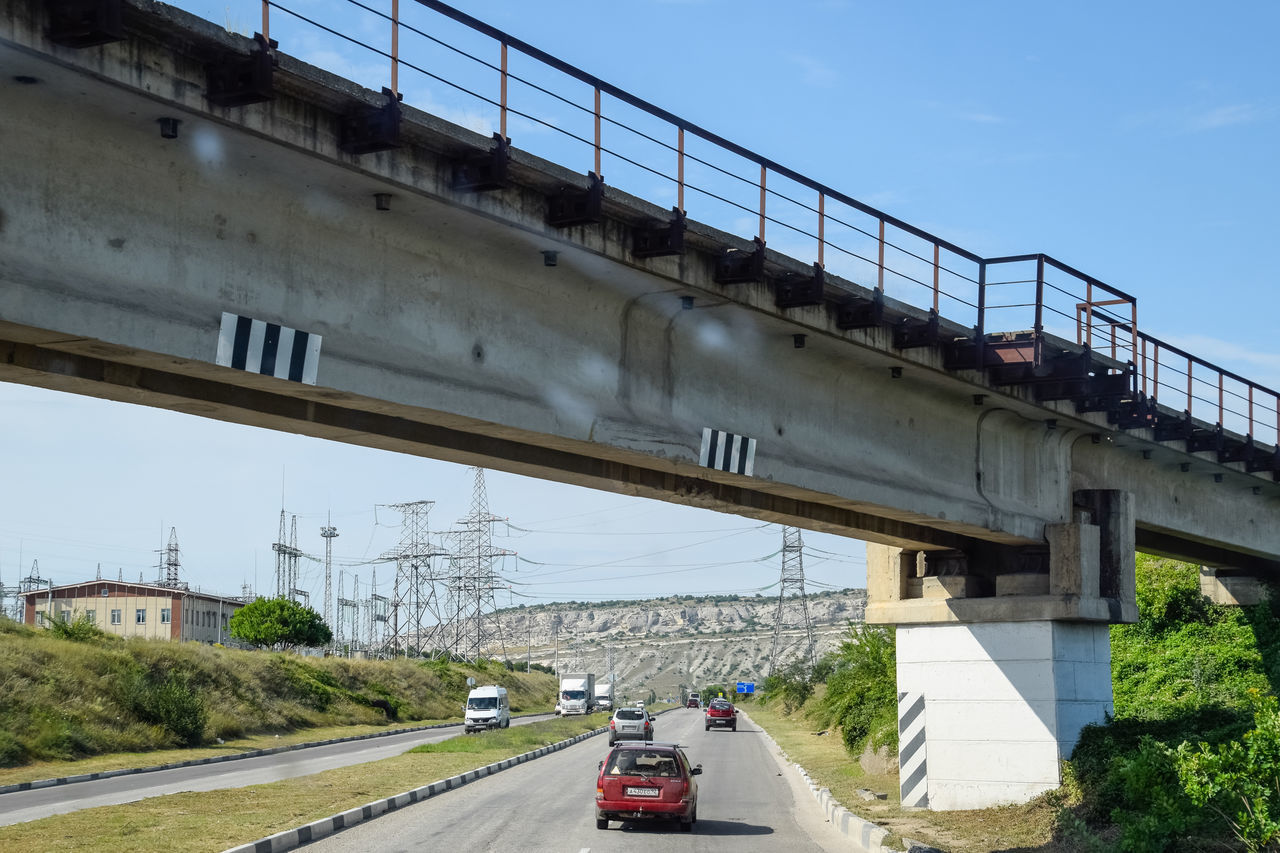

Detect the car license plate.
xmin=625 ymin=786 xmax=661 ymax=798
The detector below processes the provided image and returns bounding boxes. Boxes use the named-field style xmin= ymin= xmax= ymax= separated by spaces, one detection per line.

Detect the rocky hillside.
xmin=490 ymin=589 xmax=866 ymax=702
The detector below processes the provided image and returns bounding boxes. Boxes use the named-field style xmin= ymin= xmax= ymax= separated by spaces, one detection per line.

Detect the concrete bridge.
xmin=3 ymin=0 xmax=1277 ymax=810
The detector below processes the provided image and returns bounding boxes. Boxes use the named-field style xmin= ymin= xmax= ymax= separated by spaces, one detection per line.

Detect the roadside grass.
xmin=0 ymin=715 xmax=607 ymax=853
xmin=0 ymin=720 xmax=454 ymax=787
xmin=745 ymin=703 xmax=1062 ymax=853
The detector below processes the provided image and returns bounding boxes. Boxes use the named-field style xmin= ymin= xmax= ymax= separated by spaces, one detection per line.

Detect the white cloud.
xmin=1187 ymin=103 xmax=1262 ymax=132
xmin=1163 ymin=333 xmax=1280 ymax=391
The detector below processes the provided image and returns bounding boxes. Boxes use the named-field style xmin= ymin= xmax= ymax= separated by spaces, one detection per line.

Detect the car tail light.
xmin=610 ymin=720 xmax=615 ymax=729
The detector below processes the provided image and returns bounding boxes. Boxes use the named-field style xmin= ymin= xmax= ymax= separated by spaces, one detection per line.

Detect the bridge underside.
xmin=1 ymin=0 xmax=1277 ymax=581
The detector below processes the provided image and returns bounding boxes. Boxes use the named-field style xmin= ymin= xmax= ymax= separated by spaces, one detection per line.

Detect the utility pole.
xmin=321 ymin=518 xmax=338 ymax=645
xmin=768 ymin=526 xmax=816 ymax=674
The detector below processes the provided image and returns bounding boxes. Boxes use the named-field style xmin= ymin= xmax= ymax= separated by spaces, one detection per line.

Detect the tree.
xmin=229 ymin=597 xmax=332 ymax=651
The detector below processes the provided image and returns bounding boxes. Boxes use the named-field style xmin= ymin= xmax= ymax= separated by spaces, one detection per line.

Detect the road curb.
xmin=221 ymin=726 xmax=609 ymax=853
xmin=746 ymin=712 xmax=899 ymax=853
xmin=0 ymin=714 xmax=548 ymax=796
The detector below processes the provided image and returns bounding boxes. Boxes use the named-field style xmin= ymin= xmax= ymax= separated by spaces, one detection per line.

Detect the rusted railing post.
xmin=593 ymin=87 xmax=602 ymax=178
xmin=877 ymin=219 xmax=885 ymax=291
xmin=261 ymin=0 xmax=269 ymax=42
xmin=1034 ymin=255 xmax=1045 ymax=338
xmin=818 ymin=192 xmax=825 ymax=268
xmin=758 ymin=165 xmax=767 ymax=242
xmin=1186 ymin=356 xmax=1194 ymax=415
xmin=932 ymin=242 xmax=940 ymax=313
xmin=677 ymin=127 xmax=685 ymax=213
xmin=499 ymin=41 xmax=507 ymax=139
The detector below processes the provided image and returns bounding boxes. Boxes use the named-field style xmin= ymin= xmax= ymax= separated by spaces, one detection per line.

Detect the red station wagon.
xmin=704 ymin=697 xmax=737 ymax=731
xmin=596 ymin=742 xmax=701 ymax=831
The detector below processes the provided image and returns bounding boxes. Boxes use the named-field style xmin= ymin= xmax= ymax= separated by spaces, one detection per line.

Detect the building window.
xmin=136 ymin=609 xmax=146 ymax=625
xmin=85 ymin=610 xmax=95 ymax=624
xmin=35 ymin=611 xmax=46 ymax=625
xmin=111 ymin=609 xmax=122 ymax=625
xmin=60 ymin=609 xmax=72 ymax=623
xmin=161 ymin=608 xmax=171 ymax=624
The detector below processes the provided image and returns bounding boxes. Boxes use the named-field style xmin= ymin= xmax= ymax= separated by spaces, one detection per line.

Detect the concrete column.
xmin=870 ymin=489 xmax=1134 ymax=810
xmin=1200 ymin=566 xmax=1267 ymax=606
xmin=897 ymin=620 xmax=1113 ymax=810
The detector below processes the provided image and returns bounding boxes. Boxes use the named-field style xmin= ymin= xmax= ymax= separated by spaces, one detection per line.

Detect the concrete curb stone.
xmin=221 ymin=727 xmax=609 ymax=853
xmin=747 ymin=713 xmax=901 ymax=853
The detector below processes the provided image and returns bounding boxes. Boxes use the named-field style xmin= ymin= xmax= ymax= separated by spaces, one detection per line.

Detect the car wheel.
xmin=596 ymin=818 xmax=609 ymax=830
xmin=705 ymin=724 xmax=710 ymax=731
xmin=730 ymin=723 xmax=736 ymax=731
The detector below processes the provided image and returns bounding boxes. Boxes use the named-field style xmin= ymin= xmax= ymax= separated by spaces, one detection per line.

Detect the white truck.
xmin=464 ymin=685 xmax=510 ymax=733
xmin=557 ymin=673 xmax=595 ymax=715
xmin=593 ymin=681 xmax=615 ymax=712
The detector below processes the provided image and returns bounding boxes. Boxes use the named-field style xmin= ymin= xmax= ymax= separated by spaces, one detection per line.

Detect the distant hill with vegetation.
xmin=491 ymin=588 xmax=867 ymax=703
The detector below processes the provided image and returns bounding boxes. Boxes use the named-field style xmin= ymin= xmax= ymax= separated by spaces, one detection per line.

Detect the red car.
xmin=704 ymin=698 xmax=737 ymax=731
xmin=596 ymin=741 xmax=701 ymax=831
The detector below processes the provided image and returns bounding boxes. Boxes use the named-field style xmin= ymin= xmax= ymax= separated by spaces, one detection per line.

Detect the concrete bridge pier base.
xmin=895 ymin=619 xmax=1113 ymax=810
xmin=868 ymin=489 xmax=1137 ymax=810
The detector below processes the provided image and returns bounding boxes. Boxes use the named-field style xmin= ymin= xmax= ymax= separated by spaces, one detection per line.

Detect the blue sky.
xmin=2 ymin=1 xmax=1276 ymax=611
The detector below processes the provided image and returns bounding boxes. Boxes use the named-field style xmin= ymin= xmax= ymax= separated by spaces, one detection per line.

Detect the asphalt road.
xmin=302 ymin=707 xmax=849 ymax=853
xmin=0 ymin=715 xmax=555 ymax=827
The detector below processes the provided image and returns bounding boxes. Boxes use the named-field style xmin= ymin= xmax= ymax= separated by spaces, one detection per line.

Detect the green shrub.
xmin=1178 ymin=690 xmax=1280 ymax=852
xmin=46 ymin=613 xmax=108 ymax=643
xmin=1134 ymin=554 xmax=1209 ymax=634
xmin=811 ymin=623 xmax=897 ymax=755
xmin=760 ymin=661 xmax=814 ymax=712
xmin=1109 ymin=737 xmax=1206 ymax=853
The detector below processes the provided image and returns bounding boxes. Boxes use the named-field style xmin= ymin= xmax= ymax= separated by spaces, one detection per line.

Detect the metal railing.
xmin=235 ymin=0 xmax=1278 ymax=446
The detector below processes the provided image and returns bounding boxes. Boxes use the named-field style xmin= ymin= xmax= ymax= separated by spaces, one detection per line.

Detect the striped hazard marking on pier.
xmin=898 ymin=691 xmax=928 ymax=808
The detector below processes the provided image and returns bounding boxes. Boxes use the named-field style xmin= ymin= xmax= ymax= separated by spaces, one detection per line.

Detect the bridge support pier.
xmin=867 ymin=489 xmax=1137 ymax=810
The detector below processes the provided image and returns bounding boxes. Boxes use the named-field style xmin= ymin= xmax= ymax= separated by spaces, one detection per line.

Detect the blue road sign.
xmin=736 ymin=681 xmax=755 ymax=694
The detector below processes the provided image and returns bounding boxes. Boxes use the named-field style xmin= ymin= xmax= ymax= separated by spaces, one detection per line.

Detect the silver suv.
xmin=608 ymin=705 xmax=654 ymax=745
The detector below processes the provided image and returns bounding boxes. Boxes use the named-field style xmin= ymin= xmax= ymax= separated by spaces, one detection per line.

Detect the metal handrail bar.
xmin=413 ymin=0 xmax=984 ymax=264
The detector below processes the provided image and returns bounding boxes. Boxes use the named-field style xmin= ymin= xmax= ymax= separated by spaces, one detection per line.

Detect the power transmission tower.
xmin=447 ymin=468 xmax=515 ymax=662
xmin=157 ymin=527 xmax=187 ymax=589
xmin=321 ymin=518 xmax=338 ymax=640
xmin=18 ymin=560 xmax=51 ymax=622
xmin=368 ymin=565 xmax=388 ymax=654
xmin=768 ymin=526 xmax=816 ymax=674
xmin=382 ymin=501 xmax=451 ymax=659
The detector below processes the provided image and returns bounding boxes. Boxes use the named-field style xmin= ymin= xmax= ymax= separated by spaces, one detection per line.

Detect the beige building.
xmin=22 ymin=580 xmax=247 ymax=644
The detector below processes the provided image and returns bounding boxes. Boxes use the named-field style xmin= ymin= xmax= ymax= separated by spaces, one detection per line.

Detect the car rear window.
xmin=616 ymin=709 xmax=644 ymax=720
xmin=608 ymin=749 xmax=680 ymax=776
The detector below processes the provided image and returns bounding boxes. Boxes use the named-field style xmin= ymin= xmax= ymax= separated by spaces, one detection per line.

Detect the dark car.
xmin=596 ymin=741 xmax=701 ymax=831
xmin=704 ymin=697 xmax=736 ymax=731
xmin=686 ymin=698 xmax=699 ymax=708
xmin=609 ymin=706 xmax=654 ymax=745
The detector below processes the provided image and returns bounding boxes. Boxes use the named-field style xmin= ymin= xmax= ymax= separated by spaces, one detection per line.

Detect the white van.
xmin=464 ymin=685 xmax=510 ymax=733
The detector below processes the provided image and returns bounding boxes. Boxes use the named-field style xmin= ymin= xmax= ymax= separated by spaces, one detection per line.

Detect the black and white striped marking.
xmin=898 ymin=691 xmax=928 ymax=808
xmin=699 ymin=428 xmax=756 ymax=476
xmin=215 ymin=312 xmax=321 ymax=385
